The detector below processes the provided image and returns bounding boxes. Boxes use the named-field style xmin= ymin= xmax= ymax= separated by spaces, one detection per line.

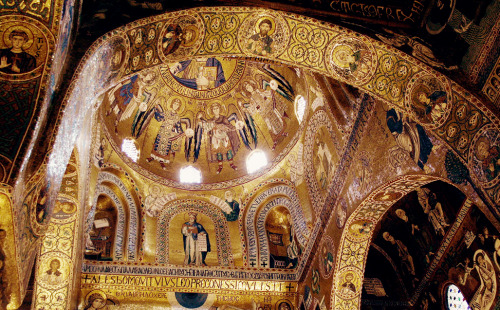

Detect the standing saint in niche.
xmin=182 ymin=212 xmax=210 ymax=266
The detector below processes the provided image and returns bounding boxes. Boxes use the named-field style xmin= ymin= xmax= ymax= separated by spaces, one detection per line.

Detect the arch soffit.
xmin=330 ymin=174 xmax=473 ymax=308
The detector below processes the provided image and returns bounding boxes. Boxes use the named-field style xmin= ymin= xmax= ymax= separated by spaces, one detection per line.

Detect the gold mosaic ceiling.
xmin=101 ymin=57 xmax=312 ymax=188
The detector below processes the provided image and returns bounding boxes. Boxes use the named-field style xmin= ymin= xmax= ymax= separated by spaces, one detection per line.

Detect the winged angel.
xmin=194 ymin=102 xmax=257 ymax=174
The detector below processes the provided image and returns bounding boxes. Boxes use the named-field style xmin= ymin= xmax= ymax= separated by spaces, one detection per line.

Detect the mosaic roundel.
xmin=325 ymin=34 xmax=377 ymax=86
xmin=158 ymin=14 xmax=205 ymax=62
xmin=346 ymin=218 xmax=375 ymax=242
xmin=0 ymin=16 xmax=52 ymax=80
xmin=468 ymin=125 xmax=500 ymax=188
xmin=335 ymin=267 xmax=363 ymax=299
xmin=405 ymin=73 xmax=452 ymax=130
xmin=95 ymin=33 xmax=130 ymax=87
xmin=237 ymin=11 xmax=290 ymax=58
xmin=318 ymin=235 xmax=335 ymax=279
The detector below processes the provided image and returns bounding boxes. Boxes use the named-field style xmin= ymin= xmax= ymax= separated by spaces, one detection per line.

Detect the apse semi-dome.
xmin=101 ymin=57 xmax=310 ymax=189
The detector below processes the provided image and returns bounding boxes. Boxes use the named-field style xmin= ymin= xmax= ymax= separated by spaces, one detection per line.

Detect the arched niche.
xmin=85 ymin=169 xmax=141 ymax=261
xmin=86 ymin=194 xmax=118 ymax=261
xmin=156 ymin=199 xmax=233 ymax=267
xmin=264 ymin=205 xmax=302 ymax=269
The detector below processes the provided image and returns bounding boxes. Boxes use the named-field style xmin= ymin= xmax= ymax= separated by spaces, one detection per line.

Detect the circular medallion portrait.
xmin=0 ymin=17 xmax=51 ymax=79
xmin=158 ymin=15 xmax=204 ymax=62
xmin=326 ymin=34 xmax=377 ymax=86
xmin=347 ymin=218 xmax=375 ymax=241
xmin=335 ymin=267 xmax=363 ymax=299
xmin=238 ymin=12 xmax=290 ymax=58
xmin=38 ymin=256 xmax=70 ymax=288
xmin=469 ymin=126 xmax=500 ymax=187
xmin=405 ymin=73 xmax=452 ymax=129
xmin=318 ymin=234 xmax=335 ymax=279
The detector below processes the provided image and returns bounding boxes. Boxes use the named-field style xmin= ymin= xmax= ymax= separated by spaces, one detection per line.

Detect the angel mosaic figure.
xmin=145 ymin=98 xmax=194 ymax=169
xmin=106 ymin=71 xmax=155 ymax=133
xmin=242 ymin=64 xmax=294 ymax=150
xmin=193 ymin=102 xmax=256 ymax=174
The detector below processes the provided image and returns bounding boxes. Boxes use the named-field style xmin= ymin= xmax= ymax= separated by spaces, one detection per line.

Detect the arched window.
xmin=295 ymin=95 xmax=306 ymax=123
xmin=179 ymin=166 xmax=202 ymax=183
xmin=445 ymin=284 xmax=471 ymax=310
xmin=121 ymin=138 xmax=139 ymax=162
xmin=246 ymin=149 xmax=268 ymax=173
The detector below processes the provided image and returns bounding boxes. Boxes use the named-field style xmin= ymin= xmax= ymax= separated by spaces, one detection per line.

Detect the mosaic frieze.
xmin=79 ymin=275 xmax=296 ymax=309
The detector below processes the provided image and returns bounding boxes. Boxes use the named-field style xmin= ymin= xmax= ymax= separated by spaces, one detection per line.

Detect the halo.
xmin=476 ymin=136 xmax=491 ymax=160
xmin=332 ymin=44 xmax=354 ymax=69
xmin=206 ymin=101 xmax=226 ymax=119
xmin=254 ymin=16 xmax=276 ymax=36
xmin=343 ymin=272 xmax=355 ymax=281
xmin=110 ymin=44 xmax=126 ymax=71
xmin=141 ymin=70 xmax=157 ymax=87
xmin=412 ymin=85 xmax=432 ymax=104
xmin=167 ymin=96 xmax=185 ymax=114
xmin=240 ymin=79 xmax=258 ymax=98
xmin=3 ymin=25 xmax=34 ymax=50
xmin=149 ymin=183 xmax=162 ymax=197
xmin=181 ymin=25 xmax=199 ymax=48
xmin=84 ymin=290 xmax=107 ymax=306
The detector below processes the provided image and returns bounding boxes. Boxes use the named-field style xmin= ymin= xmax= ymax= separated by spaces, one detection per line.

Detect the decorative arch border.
xmin=330 ymin=175 xmax=469 ymax=308
xmin=304 ymin=109 xmax=342 ymax=214
xmin=243 ymin=182 xmax=309 ymax=268
xmin=156 ymin=198 xmax=233 ymax=266
xmin=93 ymin=184 xmax=126 ymax=261
xmin=256 ymin=196 xmax=303 ymax=268
xmin=97 ymin=171 xmax=139 ymax=261
xmin=86 ymin=170 xmax=140 ymax=261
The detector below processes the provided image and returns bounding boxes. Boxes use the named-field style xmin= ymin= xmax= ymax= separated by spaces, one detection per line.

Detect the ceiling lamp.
xmin=295 ymin=95 xmax=306 ymax=123
xmin=246 ymin=149 xmax=268 ymax=174
xmin=121 ymin=138 xmax=139 ymax=162
xmin=180 ymin=166 xmax=202 ymax=183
